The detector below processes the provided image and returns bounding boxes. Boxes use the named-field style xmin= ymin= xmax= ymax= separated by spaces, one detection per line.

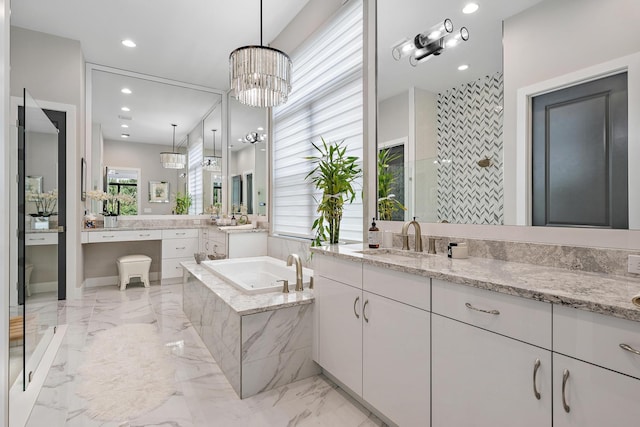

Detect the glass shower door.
xmin=19 ymin=89 xmax=60 ymax=390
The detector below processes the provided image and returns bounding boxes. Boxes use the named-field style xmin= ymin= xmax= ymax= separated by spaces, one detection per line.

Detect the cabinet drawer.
xmin=432 ymin=279 xmax=552 ymax=348
xmin=162 ymin=258 xmax=189 ymax=279
xmin=162 ymin=228 xmax=199 ymax=239
xmin=162 ymin=237 xmax=199 ymax=259
xmin=87 ymin=229 xmax=161 ymax=243
xmin=554 ymin=305 xmax=640 ymax=379
xmin=363 ymin=265 xmax=429 ymax=311
xmin=25 ymin=232 xmax=57 ymax=246
xmin=314 ymin=254 xmax=362 ymax=288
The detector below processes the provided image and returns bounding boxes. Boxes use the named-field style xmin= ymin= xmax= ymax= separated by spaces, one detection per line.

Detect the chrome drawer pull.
xmin=176 ymin=232 xmax=186 ymax=235
xmin=532 ymin=359 xmax=541 ymax=400
xmin=103 ymin=235 xmax=114 ymax=238
xmin=353 ymin=296 xmax=360 ymax=319
xmin=29 ymin=238 xmax=45 ymax=241
xmin=139 ymin=233 xmax=150 ymax=237
xmin=619 ymin=343 xmax=640 ymax=356
xmin=363 ymin=300 xmax=369 ymax=323
xmin=562 ymin=369 xmax=570 ymax=413
xmin=176 ymin=247 xmax=186 ymax=250
xmin=465 ymin=302 xmax=500 ymax=315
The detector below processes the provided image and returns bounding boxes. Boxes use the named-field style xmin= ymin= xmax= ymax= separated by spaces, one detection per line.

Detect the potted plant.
xmin=86 ymin=190 xmax=135 ymax=228
xmin=174 ymin=192 xmax=192 ymax=215
xmin=27 ymin=189 xmax=58 ymax=230
xmin=305 ymin=138 xmax=361 ymax=246
xmin=377 ymin=149 xmax=406 ymax=221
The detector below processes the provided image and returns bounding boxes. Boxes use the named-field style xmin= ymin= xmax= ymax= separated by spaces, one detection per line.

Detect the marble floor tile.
xmin=24 ymin=282 xmax=387 ymax=427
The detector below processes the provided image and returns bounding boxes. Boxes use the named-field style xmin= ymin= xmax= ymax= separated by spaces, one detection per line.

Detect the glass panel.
xmin=21 ymin=89 xmax=59 ymax=390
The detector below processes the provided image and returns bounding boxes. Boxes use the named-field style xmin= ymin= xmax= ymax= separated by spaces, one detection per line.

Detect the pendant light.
xmin=229 ymin=0 xmax=292 ymax=107
xmin=160 ymin=124 xmax=186 ymax=169
xmin=203 ymin=129 xmax=222 ymax=172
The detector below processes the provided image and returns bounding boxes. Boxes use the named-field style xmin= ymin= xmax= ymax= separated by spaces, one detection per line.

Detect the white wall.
xmin=503 ymin=0 xmax=640 ymax=224
xmin=10 ymin=26 xmax=84 ymax=298
xmin=378 ymin=91 xmax=408 ymax=144
xmin=1 ymin=0 xmax=10 ymax=422
xmin=103 ymin=139 xmax=179 ymax=215
xmin=414 ymin=87 xmax=437 ymax=161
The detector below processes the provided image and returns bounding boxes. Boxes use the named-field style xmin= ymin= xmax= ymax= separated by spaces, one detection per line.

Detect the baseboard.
xmin=28 ymin=281 xmax=57 ymax=294
xmin=84 ymin=272 xmax=160 ymax=288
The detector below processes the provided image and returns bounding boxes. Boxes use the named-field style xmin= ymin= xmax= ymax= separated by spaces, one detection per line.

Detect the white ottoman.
xmin=116 ymin=255 xmax=152 ymax=291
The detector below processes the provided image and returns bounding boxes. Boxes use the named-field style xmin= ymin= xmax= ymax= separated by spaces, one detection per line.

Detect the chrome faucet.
xmin=286 ymin=254 xmax=304 ymax=291
xmin=401 ymin=217 xmax=423 ymax=252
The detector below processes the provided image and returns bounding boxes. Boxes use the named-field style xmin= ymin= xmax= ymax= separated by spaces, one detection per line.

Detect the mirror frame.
xmin=84 ymin=63 xmax=227 ymax=217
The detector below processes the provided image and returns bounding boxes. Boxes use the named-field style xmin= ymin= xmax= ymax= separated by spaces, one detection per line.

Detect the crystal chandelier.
xmin=203 ymin=129 xmax=222 ymax=172
xmin=229 ymin=0 xmax=292 ymax=107
xmin=160 ymin=124 xmax=186 ymax=169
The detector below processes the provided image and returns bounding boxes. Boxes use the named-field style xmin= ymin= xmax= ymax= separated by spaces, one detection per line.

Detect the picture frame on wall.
xmin=25 ymin=176 xmax=43 ymax=194
xmin=149 ymin=181 xmax=170 ymax=203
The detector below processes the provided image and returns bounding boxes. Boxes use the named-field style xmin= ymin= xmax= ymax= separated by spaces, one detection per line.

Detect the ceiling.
xmin=378 ymin=0 xmax=543 ymax=100
xmin=11 ymin=0 xmax=309 ymax=147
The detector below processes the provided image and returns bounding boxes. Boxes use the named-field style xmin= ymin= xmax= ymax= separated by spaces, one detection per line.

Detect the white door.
xmin=316 ymin=276 xmax=363 ymax=395
xmin=554 ymin=353 xmax=640 ymax=426
xmin=362 ymin=291 xmax=430 ymax=426
xmin=432 ymin=314 xmax=552 ymax=427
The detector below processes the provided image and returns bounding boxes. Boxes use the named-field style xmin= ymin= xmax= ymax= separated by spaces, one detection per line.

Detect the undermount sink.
xmin=357 ymin=248 xmax=436 ymax=261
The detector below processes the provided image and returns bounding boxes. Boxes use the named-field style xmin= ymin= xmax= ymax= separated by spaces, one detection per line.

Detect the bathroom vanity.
xmin=312 ymin=245 xmax=640 ymax=427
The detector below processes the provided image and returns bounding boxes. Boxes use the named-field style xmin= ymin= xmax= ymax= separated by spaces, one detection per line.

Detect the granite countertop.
xmin=311 ymin=244 xmax=640 ymax=323
xmin=82 ymin=225 xmax=207 ymax=232
xmin=181 ymin=261 xmax=314 ymax=316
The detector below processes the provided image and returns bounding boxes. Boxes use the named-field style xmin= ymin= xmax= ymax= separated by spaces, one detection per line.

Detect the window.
xmin=187 ymin=134 xmax=203 ymax=214
xmin=272 ymin=0 xmax=364 ymax=241
xmin=106 ymin=168 xmax=139 ymax=215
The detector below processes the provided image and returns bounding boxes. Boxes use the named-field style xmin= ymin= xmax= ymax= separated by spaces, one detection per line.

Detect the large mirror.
xmin=89 ymin=66 xmax=224 ymax=215
xmin=377 ymin=0 xmax=640 ymax=229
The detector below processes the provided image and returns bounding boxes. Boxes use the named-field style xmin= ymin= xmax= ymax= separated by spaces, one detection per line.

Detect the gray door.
xmin=532 ymin=72 xmax=628 ymax=229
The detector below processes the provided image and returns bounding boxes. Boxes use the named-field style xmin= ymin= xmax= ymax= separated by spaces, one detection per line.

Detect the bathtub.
xmin=202 ymin=256 xmax=313 ymax=294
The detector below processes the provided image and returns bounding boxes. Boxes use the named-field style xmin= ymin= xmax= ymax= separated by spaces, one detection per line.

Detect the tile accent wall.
xmin=437 ymin=72 xmax=504 ymax=225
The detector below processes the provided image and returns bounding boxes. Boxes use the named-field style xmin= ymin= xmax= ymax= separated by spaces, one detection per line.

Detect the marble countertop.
xmin=82 ymin=225 xmax=207 ymax=232
xmin=311 ymin=244 xmax=640 ymax=323
xmin=180 ymin=260 xmax=314 ymax=316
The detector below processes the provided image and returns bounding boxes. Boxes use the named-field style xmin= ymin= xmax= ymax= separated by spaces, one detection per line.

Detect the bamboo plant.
xmin=305 ymin=138 xmax=361 ymax=246
xmin=377 ymin=148 xmax=406 ymax=221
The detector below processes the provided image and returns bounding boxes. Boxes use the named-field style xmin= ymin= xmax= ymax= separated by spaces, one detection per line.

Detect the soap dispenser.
xmin=368 ymin=218 xmax=380 ymax=249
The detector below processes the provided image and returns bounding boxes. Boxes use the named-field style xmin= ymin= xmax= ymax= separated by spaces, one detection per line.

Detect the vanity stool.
xmin=116 ymin=255 xmax=152 ymax=291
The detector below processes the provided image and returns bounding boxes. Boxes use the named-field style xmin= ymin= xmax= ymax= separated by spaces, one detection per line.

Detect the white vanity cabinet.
xmin=431 ymin=279 xmax=552 ymax=427
xmin=552 ymin=305 xmax=640 ymax=426
xmin=200 ymin=227 xmax=227 ymax=257
xmin=315 ymin=256 xmax=430 ymax=426
xmin=161 ymin=228 xmax=199 ymax=282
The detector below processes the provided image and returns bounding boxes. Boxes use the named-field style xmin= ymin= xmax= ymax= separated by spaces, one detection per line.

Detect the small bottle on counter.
xmin=230 ymin=214 xmax=237 ymax=226
xmin=368 ymin=218 xmax=380 ymax=249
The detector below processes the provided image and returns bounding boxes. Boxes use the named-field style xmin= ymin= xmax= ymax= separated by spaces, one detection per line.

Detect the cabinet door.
xmin=432 ymin=315 xmax=551 ymax=427
xmin=363 ymin=291 xmax=430 ymax=426
xmin=316 ymin=276 xmax=363 ymax=395
xmin=554 ymin=353 xmax=640 ymax=427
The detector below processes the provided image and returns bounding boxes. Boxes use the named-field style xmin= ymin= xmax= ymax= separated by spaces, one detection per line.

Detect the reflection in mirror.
xmin=228 ymin=96 xmax=268 ymax=216
xmin=105 ymin=167 xmax=140 ymax=215
xmin=377 ymin=0 xmax=639 ymax=229
xmin=90 ymin=66 xmax=223 ymax=215
xmin=202 ymin=107 xmax=223 ymax=214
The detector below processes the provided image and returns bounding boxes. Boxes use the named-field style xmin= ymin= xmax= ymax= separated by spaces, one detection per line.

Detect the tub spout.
xmin=286 ymin=254 xmax=304 ymax=291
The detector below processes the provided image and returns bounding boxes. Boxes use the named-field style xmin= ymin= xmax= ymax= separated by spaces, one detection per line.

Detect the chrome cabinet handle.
xmin=363 ymin=300 xmax=369 ymax=323
xmin=562 ymin=369 xmax=570 ymax=413
xmin=176 ymin=246 xmax=186 ymax=250
xmin=103 ymin=235 xmax=114 ymax=238
xmin=465 ymin=302 xmax=500 ymax=315
xmin=139 ymin=233 xmax=150 ymax=237
xmin=620 ymin=343 xmax=640 ymax=356
xmin=29 ymin=238 xmax=45 ymax=241
xmin=353 ymin=296 xmax=360 ymax=319
xmin=176 ymin=232 xmax=186 ymax=235
xmin=532 ymin=359 xmax=541 ymax=400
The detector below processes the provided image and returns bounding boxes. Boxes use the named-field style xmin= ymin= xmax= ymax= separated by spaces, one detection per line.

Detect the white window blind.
xmin=272 ymin=0 xmax=363 ymax=241
xmin=188 ymin=135 xmax=203 ymax=214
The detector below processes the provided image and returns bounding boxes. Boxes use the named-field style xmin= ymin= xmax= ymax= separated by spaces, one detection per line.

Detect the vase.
xmin=32 ymin=216 xmax=49 ymax=230
xmin=103 ymin=215 xmax=118 ymax=228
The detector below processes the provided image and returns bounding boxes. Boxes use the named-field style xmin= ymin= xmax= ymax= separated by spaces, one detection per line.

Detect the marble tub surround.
xmin=182 ymin=262 xmax=319 ymax=398
xmin=312 ymin=244 xmax=640 ymax=323
xmin=391 ymin=233 xmax=640 ymax=277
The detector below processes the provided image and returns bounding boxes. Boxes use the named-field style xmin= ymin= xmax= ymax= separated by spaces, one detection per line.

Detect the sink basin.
xmin=357 ymin=248 xmax=435 ymax=261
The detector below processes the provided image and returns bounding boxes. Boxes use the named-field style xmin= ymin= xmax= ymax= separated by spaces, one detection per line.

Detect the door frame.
xmin=10 ymin=96 xmax=77 ymax=305
xmin=516 ymin=52 xmax=640 ymax=228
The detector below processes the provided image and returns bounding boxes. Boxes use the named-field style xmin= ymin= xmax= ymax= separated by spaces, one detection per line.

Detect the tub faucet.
xmin=287 ymin=254 xmax=304 ymax=291
xmin=401 ymin=217 xmax=423 ymax=252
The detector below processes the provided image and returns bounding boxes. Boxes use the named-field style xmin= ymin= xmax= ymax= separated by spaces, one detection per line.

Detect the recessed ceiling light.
xmin=257 ymin=127 xmax=264 ymax=131
xmin=121 ymin=124 xmax=129 ymax=128
xmin=238 ymin=138 xmax=243 ymax=142
xmin=121 ymin=107 xmax=130 ymax=112
xmin=260 ymin=148 xmax=266 ymax=152
xmin=458 ymin=64 xmax=469 ymax=71
xmin=122 ymin=39 xmax=136 ymax=48
xmin=463 ymin=3 xmax=479 ymax=14
xmin=228 ymin=145 xmax=234 ymax=148
xmin=121 ymin=133 xmax=130 ymax=138
xmin=121 ymin=88 xmax=132 ymax=94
